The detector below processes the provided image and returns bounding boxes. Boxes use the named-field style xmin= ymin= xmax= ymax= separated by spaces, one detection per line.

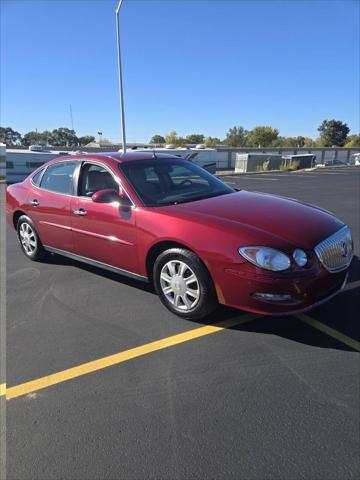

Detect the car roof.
xmin=74 ymin=151 xmax=182 ymax=164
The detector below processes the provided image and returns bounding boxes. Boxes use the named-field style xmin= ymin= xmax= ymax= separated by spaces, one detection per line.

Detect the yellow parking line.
xmin=6 ymin=313 xmax=259 ymax=400
xmin=343 ymin=279 xmax=360 ymax=292
xmin=6 ymin=276 xmax=360 ymax=401
xmin=296 ymin=314 xmax=360 ymax=351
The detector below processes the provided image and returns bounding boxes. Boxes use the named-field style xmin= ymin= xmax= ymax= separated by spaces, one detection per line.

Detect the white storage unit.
xmin=135 ymin=147 xmax=218 ymax=173
xmin=0 ymin=144 xmax=5 ymax=180
xmin=235 ymin=153 xmax=283 ymax=173
xmin=6 ymin=149 xmax=67 ymax=183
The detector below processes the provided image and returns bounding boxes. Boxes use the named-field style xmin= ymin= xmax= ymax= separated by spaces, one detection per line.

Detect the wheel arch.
xmin=145 ymin=240 xmax=218 ymax=299
xmin=13 ymin=210 xmax=27 ymax=229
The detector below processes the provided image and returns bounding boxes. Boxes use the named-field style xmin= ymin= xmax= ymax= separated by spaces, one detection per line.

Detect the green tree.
xmin=302 ymin=137 xmax=316 ymax=147
xmin=164 ymin=130 xmax=178 ymax=145
xmin=185 ymin=134 xmax=205 ymax=144
xmin=0 ymin=127 xmax=22 ymax=145
xmin=204 ymin=136 xmax=222 ymax=147
xmin=176 ymin=137 xmax=187 ymax=147
xmin=344 ymin=134 xmax=360 ymax=148
xmin=164 ymin=131 xmax=187 ymax=147
xmin=22 ymin=131 xmax=43 ymax=146
xmin=41 ymin=130 xmax=53 ymax=146
xmin=294 ymin=136 xmax=306 ymax=148
xmin=318 ymin=119 xmax=350 ymax=147
xmin=150 ymin=135 xmax=166 ymax=144
xmin=270 ymin=136 xmax=286 ymax=147
xmin=78 ymin=135 xmax=95 ymax=146
xmin=246 ymin=126 xmax=279 ymax=147
xmin=50 ymin=128 xmax=79 ymax=147
xmin=224 ymin=126 xmax=248 ymax=147
xmin=272 ymin=136 xmax=315 ymax=148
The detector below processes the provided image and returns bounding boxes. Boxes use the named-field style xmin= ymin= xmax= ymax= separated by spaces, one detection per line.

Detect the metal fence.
xmin=213 ymin=147 xmax=360 ymax=170
xmin=2 ymin=146 xmax=360 ymax=183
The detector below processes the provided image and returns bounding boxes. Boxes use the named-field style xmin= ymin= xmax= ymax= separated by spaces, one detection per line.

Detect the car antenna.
xmin=153 ymin=149 xmax=158 ymax=159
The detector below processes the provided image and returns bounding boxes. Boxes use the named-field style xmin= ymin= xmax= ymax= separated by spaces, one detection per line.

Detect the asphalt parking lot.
xmin=4 ymin=167 xmax=360 ymax=480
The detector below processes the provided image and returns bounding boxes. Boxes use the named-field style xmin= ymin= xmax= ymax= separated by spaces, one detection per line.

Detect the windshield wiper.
xmin=172 ymin=191 xmax=230 ymax=205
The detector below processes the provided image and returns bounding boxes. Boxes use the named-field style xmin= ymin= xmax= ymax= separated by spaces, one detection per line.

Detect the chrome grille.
xmin=315 ymin=225 xmax=353 ymax=273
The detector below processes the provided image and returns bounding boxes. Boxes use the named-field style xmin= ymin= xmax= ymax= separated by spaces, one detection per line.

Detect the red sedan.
xmin=6 ymin=152 xmax=353 ymax=320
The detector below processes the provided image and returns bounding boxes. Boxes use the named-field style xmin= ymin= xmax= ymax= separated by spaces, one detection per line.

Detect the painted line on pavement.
xmin=296 ymin=314 xmax=360 ymax=351
xmin=4 ymin=279 xmax=359 ymax=400
xmin=5 ymin=313 xmax=259 ymax=400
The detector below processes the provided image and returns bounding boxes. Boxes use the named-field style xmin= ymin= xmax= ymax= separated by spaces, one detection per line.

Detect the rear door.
xmin=70 ymin=161 xmax=139 ymax=274
xmin=28 ymin=160 xmax=78 ymax=252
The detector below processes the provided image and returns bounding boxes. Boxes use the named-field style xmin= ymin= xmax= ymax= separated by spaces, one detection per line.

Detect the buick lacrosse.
xmin=6 ymin=152 xmax=353 ymax=320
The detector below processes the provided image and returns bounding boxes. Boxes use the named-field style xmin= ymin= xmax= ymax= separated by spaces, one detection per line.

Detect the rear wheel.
xmin=17 ymin=215 xmax=47 ymax=261
xmin=153 ymin=248 xmax=218 ymax=320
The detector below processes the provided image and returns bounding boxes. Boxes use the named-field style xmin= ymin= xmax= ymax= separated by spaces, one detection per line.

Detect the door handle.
xmin=73 ymin=208 xmax=87 ymax=216
xmin=30 ymin=199 xmax=39 ymax=206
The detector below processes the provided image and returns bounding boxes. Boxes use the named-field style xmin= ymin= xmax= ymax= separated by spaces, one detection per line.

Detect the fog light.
xmin=253 ymin=293 xmax=292 ymax=302
xmin=293 ymin=249 xmax=307 ymax=267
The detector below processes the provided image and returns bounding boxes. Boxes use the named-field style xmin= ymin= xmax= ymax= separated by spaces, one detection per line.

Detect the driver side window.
xmin=78 ymin=163 xmax=119 ymax=197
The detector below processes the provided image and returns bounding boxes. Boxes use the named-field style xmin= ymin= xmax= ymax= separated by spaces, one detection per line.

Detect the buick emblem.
xmin=340 ymin=241 xmax=348 ymax=257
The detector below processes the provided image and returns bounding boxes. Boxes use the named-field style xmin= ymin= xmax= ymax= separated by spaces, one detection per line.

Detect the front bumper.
xmin=214 ymin=262 xmax=349 ymax=316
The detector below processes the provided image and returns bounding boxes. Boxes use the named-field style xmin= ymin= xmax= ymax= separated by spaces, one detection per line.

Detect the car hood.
xmin=163 ymin=191 xmax=344 ymax=249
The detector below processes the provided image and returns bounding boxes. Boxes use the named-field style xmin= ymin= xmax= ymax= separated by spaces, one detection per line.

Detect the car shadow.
xmin=195 ymin=256 xmax=360 ymax=353
xmin=46 ymin=251 xmax=359 ymax=353
xmin=42 ymin=252 xmax=155 ymax=294
xmin=194 ymin=306 xmax=358 ymax=353
xmin=347 ymin=254 xmax=360 ymax=283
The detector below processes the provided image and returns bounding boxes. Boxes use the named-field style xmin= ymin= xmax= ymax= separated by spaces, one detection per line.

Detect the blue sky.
xmin=1 ymin=0 xmax=359 ymax=143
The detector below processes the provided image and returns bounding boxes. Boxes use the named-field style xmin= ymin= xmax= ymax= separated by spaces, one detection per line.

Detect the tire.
xmin=153 ymin=248 xmax=218 ymax=320
xmin=16 ymin=215 xmax=47 ymax=262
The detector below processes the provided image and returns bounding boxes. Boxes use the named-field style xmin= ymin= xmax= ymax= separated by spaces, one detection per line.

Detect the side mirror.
xmin=92 ymin=189 xmax=121 ymax=204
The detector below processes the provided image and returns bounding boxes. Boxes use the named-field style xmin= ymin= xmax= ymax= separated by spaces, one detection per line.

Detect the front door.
xmin=70 ymin=162 xmax=139 ymax=274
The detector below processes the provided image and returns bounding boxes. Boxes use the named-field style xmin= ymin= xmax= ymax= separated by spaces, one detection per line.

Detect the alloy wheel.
xmin=19 ymin=222 xmax=37 ymax=255
xmin=160 ymin=260 xmax=200 ymax=311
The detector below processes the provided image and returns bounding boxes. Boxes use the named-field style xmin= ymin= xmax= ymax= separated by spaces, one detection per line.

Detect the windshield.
xmin=120 ymin=159 xmax=234 ymax=207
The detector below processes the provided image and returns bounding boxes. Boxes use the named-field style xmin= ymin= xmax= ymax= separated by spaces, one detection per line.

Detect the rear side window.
xmin=40 ymin=162 xmax=77 ymax=195
xmin=31 ymin=168 xmax=45 ymax=186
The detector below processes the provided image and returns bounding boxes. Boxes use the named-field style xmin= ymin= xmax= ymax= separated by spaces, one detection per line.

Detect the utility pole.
xmin=116 ymin=0 xmax=127 ymax=153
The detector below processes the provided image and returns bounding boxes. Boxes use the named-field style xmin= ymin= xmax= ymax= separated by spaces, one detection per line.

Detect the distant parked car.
xmin=6 ymin=152 xmax=353 ymax=320
xmin=28 ymin=145 xmax=45 ymax=152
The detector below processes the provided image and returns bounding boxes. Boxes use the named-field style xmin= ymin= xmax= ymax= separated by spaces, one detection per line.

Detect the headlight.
xmin=239 ymin=246 xmax=291 ymax=272
xmin=293 ymin=249 xmax=307 ymax=267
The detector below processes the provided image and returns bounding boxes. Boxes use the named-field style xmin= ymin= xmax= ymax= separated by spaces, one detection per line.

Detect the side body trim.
xmin=39 ymin=221 xmax=134 ymax=245
xmin=44 ymin=245 xmax=148 ymax=282
xmin=71 ymin=227 xmax=134 ymax=245
xmin=39 ymin=221 xmax=72 ymax=231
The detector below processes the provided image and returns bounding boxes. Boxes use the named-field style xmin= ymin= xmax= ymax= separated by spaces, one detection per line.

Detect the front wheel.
xmin=153 ymin=248 xmax=218 ymax=320
xmin=17 ymin=215 xmax=47 ymax=261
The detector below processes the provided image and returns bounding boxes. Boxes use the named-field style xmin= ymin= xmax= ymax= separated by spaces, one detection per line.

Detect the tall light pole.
xmin=116 ymin=0 xmax=127 ymax=153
